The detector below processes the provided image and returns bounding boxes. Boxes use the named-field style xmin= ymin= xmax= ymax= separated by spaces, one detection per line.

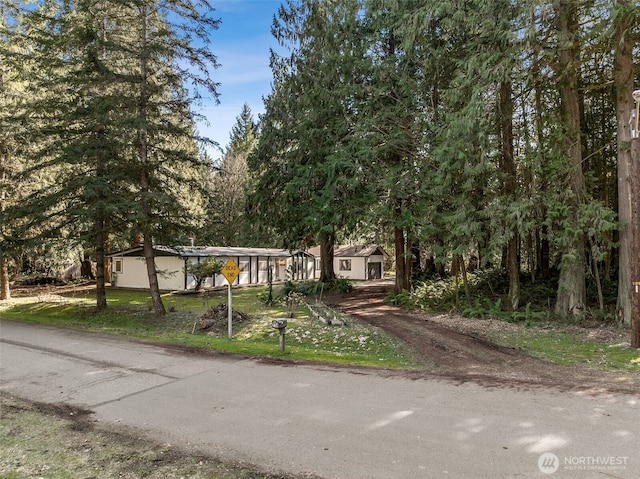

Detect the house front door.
xmin=368 ymin=262 xmax=382 ymax=280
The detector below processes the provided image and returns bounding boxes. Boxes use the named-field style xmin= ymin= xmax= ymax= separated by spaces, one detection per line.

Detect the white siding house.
xmin=309 ymin=245 xmax=388 ymax=281
xmin=109 ymin=246 xmax=315 ymax=291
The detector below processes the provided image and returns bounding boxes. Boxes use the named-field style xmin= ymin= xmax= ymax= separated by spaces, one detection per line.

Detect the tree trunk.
xmin=394 ymin=225 xmax=405 ymax=294
xmin=435 ymin=237 xmax=445 ymax=278
xmin=613 ymin=0 xmax=633 ymax=327
xmin=588 ymin=236 xmax=604 ymax=312
xmin=507 ymin=236 xmax=520 ymax=310
xmin=138 ymin=5 xmax=164 ymax=316
xmin=0 ymin=256 xmax=9 ymax=301
xmin=499 ymin=79 xmax=520 ymax=311
xmin=459 ymin=254 xmax=470 ymax=304
xmin=553 ymin=0 xmax=586 ymax=317
xmin=94 ymin=118 xmax=107 ymax=309
xmin=539 ymin=224 xmax=550 ymax=278
xmin=319 ymin=229 xmax=336 ymax=283
xmin=404 ymin=237 xmax=413 ymax=290
xmin=143 ymin=233 xmax=165 ymax=315
xmin=94 ymin=216 xmax=107 ymax=309
xmin=0 ymin=149 xmax=10 ymax=301
xmin=411 ymin=241 xmax=421 ymax=278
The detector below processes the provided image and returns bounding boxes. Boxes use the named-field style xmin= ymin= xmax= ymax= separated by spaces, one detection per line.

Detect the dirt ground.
xmin=324 ymin=281 xmax=640 ymax=397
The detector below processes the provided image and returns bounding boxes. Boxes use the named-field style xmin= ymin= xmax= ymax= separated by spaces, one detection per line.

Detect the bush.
xmin=384 ymin=290 xmax=416 ymax=309
xmin=282 ymin=278 xmax=353 ymax=298
xmin=280 ymin=291 xmax=305 ymax=317
xmin=283 ymin=280 xmax=319 ymax=296
xmin=185 ymin=258 xmax=223 ymax=291
xmin=328 ymin=277 xmax=352 ymax=293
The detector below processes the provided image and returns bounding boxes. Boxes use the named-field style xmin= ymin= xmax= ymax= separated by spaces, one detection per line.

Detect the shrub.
xmin=281 ymin=291 xmax=305 ymax=317
xmin=186 ymin=258 xmax=223 ymax=291
xmin=283 ymin=280 xmax=319 ymax=296
xmin=384 ymin=290 xmax=416 ymax=309
xmin=328 ymin=277 xmax=352 ymax=293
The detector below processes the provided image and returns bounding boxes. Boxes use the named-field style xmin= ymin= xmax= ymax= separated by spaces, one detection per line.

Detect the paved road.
xmin=1 ymin=318 xmax=638 ymax=479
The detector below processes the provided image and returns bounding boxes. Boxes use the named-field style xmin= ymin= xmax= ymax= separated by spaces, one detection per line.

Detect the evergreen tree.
xmin=123 ymin=0 xmax=220 ymax=314
xmin=10 ymin=0 xmax=144 ymax=309
xmin=0 ymin=1 xmax=18 ymax=300
xmin=208 ymin=151 xmax=250 ymax=246
xmin=550 ymin=0 xmax=587 ymax=316
xmin=249 ymin=0 xmax=370 ymax=281
xmin=360 ymin=0 xmax=427 ymax=293
xmin=227 ymin=102 xmax=258 ymax=157
xmin=6 ymin=0 xmax=219 ymax=313
xmin=205 ymin=104 xmax=257 ymax=246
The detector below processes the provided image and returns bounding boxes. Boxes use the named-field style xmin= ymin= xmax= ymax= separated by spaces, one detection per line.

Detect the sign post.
xmin=221 ymin=258 xmax=240 ymax=339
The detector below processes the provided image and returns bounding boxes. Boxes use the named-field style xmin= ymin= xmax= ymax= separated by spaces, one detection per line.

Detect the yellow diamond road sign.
xmin=221 ymin=258 xmax=240 ymax=285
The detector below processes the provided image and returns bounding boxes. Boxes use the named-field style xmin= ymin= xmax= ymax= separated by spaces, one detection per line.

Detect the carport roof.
xmin=109 ymin=245 xmax=312 ymax=258
xmin=308 ymin=244 xmax=389 ymax=258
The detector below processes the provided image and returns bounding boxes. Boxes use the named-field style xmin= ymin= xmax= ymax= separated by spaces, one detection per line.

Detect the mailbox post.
xmin=272 ymin=319 xmax=287 ymax=352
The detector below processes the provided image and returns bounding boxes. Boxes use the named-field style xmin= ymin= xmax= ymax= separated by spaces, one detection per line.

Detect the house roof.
xmin=109 ymin=245 xmax=312 ymax=258
xmin=308 ymin=244 xmax=389 ymax=258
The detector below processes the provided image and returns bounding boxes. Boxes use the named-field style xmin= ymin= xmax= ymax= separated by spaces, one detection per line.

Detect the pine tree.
xmin=227 ymin=102 xmax=257 ymax=157
xmin=205 ymin=104 xmax=257 ymax=246
xmin=359 ymin=0 xmax=428 ymax=293
xmin=11 ymin=0 xmax=143 ymax=309
xmin=0 ymin=1 xmax=17 ymax=300
xmin=7 ymin=0 xmax=219 ymax=313
xmin=125 ymin=0 xmax=220 ymax=314
xmin=249 ymin=0 xmax=370 ymax=281
xmin=552 ymin=0 xmax=587 ymax=316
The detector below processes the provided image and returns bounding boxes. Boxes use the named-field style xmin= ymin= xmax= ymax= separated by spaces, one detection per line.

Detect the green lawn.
xmin=500 ymin=332 xmax=640 ymax=372
xmin=0 ymin=285 xmax=420 ymax=369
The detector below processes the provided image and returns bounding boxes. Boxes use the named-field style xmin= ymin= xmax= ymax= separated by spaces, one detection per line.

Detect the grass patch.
xmin=0 ymin=393 xmax=311 ymax=479
xmin=0 ymin=285 xmax=418 ymax=370
xmin=500 ymin=332 xmax=640 ymax=372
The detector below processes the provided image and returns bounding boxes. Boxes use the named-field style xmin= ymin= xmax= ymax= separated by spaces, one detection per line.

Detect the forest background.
xmin=0 ymin=0 xmax=638 ymax=331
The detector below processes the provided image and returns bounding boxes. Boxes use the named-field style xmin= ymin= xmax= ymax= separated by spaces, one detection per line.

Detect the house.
xmin=109 ymin=245 xmax=315 ymax=291
xmin=309 ymin=245 xmax=389 ymax=281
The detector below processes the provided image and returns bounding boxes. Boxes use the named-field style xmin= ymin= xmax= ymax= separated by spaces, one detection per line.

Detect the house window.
xmin=114 ymin=258 xmax=123 ymax=274
xmin=239 ymin=260 xmax=250 ymax=272
xmin=259 ymin=260 xmax=268 ymax=271
xmin=339 ymin=259 xmax=351 ymax=271
xmin=315 ymin=258 xmax=321 ymax=270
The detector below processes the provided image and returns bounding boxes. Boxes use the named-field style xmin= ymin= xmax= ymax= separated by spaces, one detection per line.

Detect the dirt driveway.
xmin=326 ymin=281 xmax=640 ymax=396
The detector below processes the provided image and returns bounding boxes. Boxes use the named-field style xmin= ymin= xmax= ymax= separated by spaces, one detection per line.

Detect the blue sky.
xmin=197 ymin=0 xmax=283 ymax=159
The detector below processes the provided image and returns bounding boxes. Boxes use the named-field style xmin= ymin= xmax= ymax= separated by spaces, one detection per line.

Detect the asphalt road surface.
xmin=1 ymin=318 xmax=638 ymax=479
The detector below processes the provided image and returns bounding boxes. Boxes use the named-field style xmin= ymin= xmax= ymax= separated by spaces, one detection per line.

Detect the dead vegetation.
xmin=0 ymin=393 xmax=317 ymax=479
xmin=196 ymin=303 xmax=251 ymax=334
